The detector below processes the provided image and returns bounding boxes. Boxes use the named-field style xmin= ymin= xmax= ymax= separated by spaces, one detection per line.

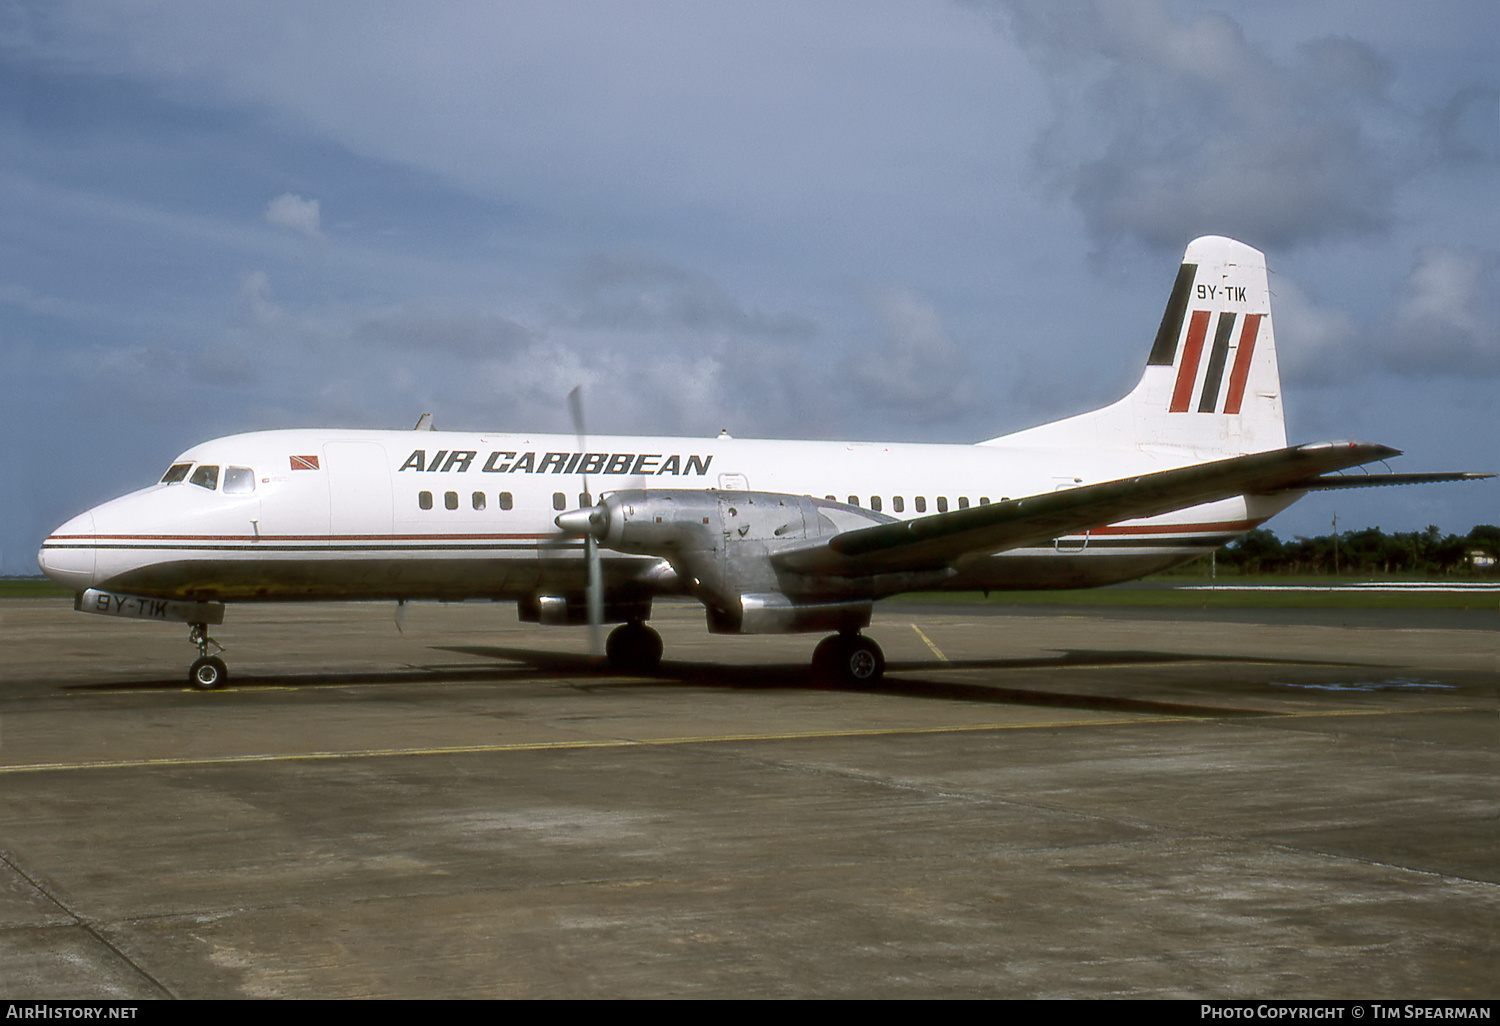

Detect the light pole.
xmin=1332 ymin=511 xmax=1339 ymax=576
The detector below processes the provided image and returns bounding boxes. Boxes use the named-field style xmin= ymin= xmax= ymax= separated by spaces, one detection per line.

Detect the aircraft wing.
xmin=771 ymin=441 xmax=1400 ymax=578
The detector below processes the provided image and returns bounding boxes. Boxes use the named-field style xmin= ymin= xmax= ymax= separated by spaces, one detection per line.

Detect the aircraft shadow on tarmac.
xmin=423 ymin=643 xmax=1357 ymax=717
xmin=64 ymin=644 xmax=1369 ymax=718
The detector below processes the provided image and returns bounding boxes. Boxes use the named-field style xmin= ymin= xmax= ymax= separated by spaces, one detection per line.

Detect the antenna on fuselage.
xmin=413 ymin=413 xmax=434 ymax=431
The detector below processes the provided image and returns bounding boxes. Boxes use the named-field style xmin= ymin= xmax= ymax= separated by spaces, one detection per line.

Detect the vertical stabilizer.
xmin=985 ymin=236 xmax=1286 ymax=456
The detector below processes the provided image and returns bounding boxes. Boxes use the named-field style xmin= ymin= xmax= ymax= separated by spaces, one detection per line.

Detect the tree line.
xmin=1214 ymin=524 xmax=1499 ymax=576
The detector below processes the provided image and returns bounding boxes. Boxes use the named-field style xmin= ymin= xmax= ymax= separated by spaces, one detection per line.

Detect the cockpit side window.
xmin=223 ymin=466 xmax=256 ymax=495
xmin=188 ymin=465 xmax=220 ymax=490
xmin=161 ymin=463 xmax=193 ymax=484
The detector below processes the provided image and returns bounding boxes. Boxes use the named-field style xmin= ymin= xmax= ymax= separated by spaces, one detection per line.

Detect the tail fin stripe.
xmin=1148 ymin=263 xmax=1198 ymax=366
xmin=1197 ymin=312 xmax=1237 ymax=413
xmin=980 ymin=236 xmax=1283 ymax=452
xmin=1222 ymin=314 xmax=1262 ymax=415
xmin=1169 ymin=310 xmax=1212 ymax=412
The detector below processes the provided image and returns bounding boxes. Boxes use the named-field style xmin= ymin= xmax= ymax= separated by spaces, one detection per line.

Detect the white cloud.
xmin=987 ymin=0 xmax=1401 ymax=252
xmin=264 ymin=192 xmax=322 ymax=239
xmin=850 ymin=286 xmax=976 ymax=422
xmin=1384 ymin=248 xmax=1499 ymax=376
xmin=1271 ymin=277 xmax=1359 ymax=387
xmin=238 ymin=269 xmax=278 ymax=323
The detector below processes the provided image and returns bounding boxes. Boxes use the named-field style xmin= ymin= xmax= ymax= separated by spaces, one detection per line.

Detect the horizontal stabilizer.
xmin=773 ymin=441 xmax=1399 ymax=578
xmin=1280 ymin=472 xmax=1495 ymax=491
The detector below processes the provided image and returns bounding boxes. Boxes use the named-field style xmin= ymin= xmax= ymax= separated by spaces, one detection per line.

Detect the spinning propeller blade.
xmin=568 ymin=386 xmax=605 ymax=656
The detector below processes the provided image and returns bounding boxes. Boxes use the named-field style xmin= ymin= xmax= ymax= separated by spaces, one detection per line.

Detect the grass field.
xmin=0 ymin=579 xmax=74 ymax=599
xmin=899 ymin=584 xmax=1499 ymax=610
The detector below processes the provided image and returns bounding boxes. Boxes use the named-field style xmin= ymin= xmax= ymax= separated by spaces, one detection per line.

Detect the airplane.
xmin=37 ymin=236 xmax=1491 ymax=689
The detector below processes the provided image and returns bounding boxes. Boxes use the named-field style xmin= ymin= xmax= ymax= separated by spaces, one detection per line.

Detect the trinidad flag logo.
xmin=289 ymin=455 xmax=320 ymax=471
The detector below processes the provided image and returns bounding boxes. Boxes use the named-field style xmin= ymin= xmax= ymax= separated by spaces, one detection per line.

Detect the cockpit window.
xmin=223 ymin=466 xmax=256 ymax=495
xmin=161 ymin=463 xmax=192 ymax=484
xmin=188 ymin=465 xmax=220 ymax=491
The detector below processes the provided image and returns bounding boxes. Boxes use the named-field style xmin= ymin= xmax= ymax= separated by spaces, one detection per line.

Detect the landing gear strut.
xmin=606 ymin=621 xmax=663 ymax=674
xmin=813 ymin=632 xmax=885 ymax=685
xmin=188 ymin=622 xmax=227 ymax=690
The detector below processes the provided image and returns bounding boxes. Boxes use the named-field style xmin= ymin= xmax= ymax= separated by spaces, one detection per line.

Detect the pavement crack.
xmin=0 ymin=848 xmax=176 ymax=998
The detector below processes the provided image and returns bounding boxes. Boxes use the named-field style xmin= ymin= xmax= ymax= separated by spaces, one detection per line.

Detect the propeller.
xmin=567 ymin=386 xmax=605 ymax=656
xmin=397 ymin=412 xmax=434 ymax=628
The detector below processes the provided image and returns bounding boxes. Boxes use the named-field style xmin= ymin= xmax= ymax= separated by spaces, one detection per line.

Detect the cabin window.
xmin=892 ymin=496 xmax=904 ymax=513
xmin=980 ymin=497 xmax=990 ymax=505
xmin=188 ymin=465 xmax=219 ymax=491
xmin=160 ymin=463 xmax=192 ymax=485
xmin=937 ymin=497 xmax=948 ymax=512
xmin=223 ymin=466 xmax=256 ymax=495
xmin=869 ymin=496 xmax=882 ymax=512
xmin=579 ymin=492 xmax=591 ymax=507
xmin=472 ymin=491 xmax=486 ymax=511
xmin=444 ymin=491 xmax=458 ymax=510
xmin=499 ymin=492 xmax=513 ymax=510
xmin=419 ymin=491 xmax=433 ymax=510
xmin=958 ymin=497 xmax=969 ymax=510
xmin=825 ymin=495 xmax=836 ymax=501
xmin=553 ymin=492 xmax=566 ymax=511
xmin=847 ymin=495 xmax=859 ymax=507
xmin=915 ymin=496 xmax=926 ymax=513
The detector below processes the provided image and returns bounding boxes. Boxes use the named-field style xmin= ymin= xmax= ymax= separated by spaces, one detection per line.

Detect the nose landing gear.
xmin=188 ymin=623 xmax=227 ymax=690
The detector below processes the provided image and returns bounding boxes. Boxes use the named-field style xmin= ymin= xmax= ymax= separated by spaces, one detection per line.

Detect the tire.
xmin=813 ymin=634 xmax=884 ymax=686
xmin=840 ymin=635 xmax=884 ymax=685
xmin=189 ymin=656 xmax=228 ymax=690
xmin=606 ymin=622 xmax=663 ymax=674
xmin=812 ymin=634 xmax=843 ymax=674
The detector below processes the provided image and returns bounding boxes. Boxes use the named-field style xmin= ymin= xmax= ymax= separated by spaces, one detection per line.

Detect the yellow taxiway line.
xmin=0 ymin=705 xmax=1477 ymax=776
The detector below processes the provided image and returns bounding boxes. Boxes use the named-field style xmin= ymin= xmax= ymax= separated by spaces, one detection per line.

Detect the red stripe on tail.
xmin=1169 ymin=310 xmax=1211 ymax=412
xmin=1222 ymin=313 xmax=1262 ymax=415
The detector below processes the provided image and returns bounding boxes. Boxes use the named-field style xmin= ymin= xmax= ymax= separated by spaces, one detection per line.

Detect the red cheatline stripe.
xmin=46 ymin=536 xmax=558 ymax=543
xmin=1222 ymin=313 xmax=1262 ymax=415
xmin=1169 ymin=310 xmax=1212 ymax=412
xmin=48 ymin=520 xmax=1266 ymax=545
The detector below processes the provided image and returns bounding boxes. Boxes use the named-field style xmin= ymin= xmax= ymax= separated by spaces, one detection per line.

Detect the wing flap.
xmin=772 ymin=441 xmax=1399 ymax=577
xmin=1277 ymin=472 xmax=1494 ymax=491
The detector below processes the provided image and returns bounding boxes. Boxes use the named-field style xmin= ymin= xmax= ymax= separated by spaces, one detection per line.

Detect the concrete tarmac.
xmin=0 ymin=597 xmax=1495 ymax=999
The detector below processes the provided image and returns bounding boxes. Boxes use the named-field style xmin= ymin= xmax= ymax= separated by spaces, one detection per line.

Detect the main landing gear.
xmin=606 ymin=621 xmax=664 ymax=674
xmin=188 ymin=622 xmax=227 ymax=690
xmin=812 ymin=632 xmax=885 ymax=686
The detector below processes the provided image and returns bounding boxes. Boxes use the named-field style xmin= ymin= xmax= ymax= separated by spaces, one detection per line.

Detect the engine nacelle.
xmin=577 ymin=489 xmax=947 ymax=632
xmin=518 ymin=593 xmax=653 ymax=626
xmin=710 ymin=593 xmax=872 ymax=635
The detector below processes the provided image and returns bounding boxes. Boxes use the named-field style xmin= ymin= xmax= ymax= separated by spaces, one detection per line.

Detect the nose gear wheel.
xmin=187 ymin=623 xmax=228 ymax=689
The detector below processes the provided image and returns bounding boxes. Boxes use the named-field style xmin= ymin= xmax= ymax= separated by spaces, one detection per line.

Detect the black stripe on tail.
xmin=1147 ymin=262 xmax=1197 ymax=367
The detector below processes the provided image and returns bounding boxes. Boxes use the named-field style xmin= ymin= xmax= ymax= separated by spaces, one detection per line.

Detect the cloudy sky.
xmin=2 ymin=0 xmax=1496 ymax=573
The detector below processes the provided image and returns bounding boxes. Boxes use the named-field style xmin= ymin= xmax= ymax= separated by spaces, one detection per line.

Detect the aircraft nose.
xmin=37 ymin=510 xmax=97 ymax=591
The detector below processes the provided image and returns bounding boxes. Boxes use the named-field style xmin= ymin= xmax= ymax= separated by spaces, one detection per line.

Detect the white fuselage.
xmin=38 ymin=427 xmax=1293 ymax=604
